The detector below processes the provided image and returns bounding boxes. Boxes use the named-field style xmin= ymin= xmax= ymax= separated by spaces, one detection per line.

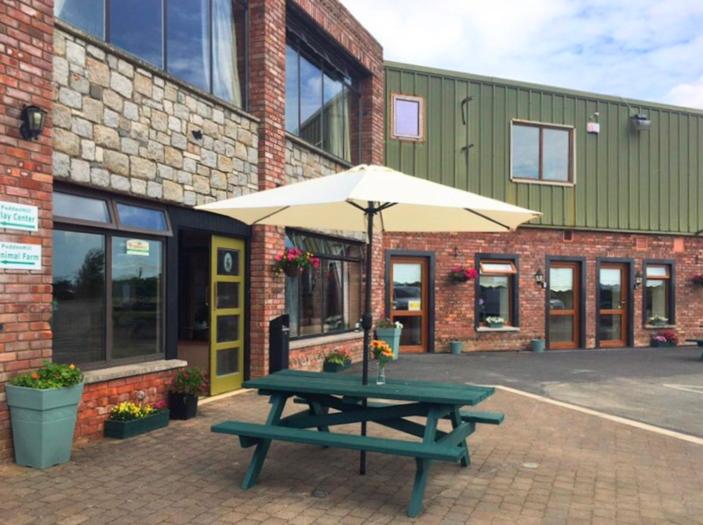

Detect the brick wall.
xmin=0 ymin=0 xmax=54 ymax=462
xmin=385 ymin=228 xmax=703 ymax=352
xmin=289 ymin=335 xmax=363 ymax=371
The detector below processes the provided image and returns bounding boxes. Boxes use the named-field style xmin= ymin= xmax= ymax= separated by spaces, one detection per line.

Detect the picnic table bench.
xmin=212 ymin=369 xmax=502 ymax=517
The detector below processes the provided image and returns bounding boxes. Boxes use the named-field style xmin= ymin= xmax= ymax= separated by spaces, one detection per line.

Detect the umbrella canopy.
xmin=197 ymin=164 xmax=541 ymax=232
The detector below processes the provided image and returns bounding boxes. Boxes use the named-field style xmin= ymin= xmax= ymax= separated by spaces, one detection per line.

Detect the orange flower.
xmin=69 ymin=364 xmax=75 ymax=370
xmin=31 ymin=372 xmax=39 ymax=380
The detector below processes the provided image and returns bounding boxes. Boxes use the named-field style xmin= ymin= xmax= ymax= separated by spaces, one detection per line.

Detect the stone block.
xmin=71 ymin=117 xmax=92 ymax=138
xmin=163 ymin=180 xmax=184 ymax=202
xmin=90 ymin=167 xmax=110 ymax=187
xmin=94 ymin=125 xmax=120 ymax=149
xmin=110 ymin=174 xmax=130 ymax=192
xmin=165 ymin=147 xmax=183 ymax=168
xmin=134 ymin=74 xmax=153 ymax=96
xmin=82 ymin=97 xmax=104 ymax=123
xmin=110 ymin=71 xmax=133 ymax=98
xmin=66 ymin=40 xmax=86 ymax=67
xmin=123 ymin=101 xmax=139 ymax=121
xmin=81 ymin=140 xmax=96 ymax=161
xmin=104 ymin=150 xmax=130 ymax=176
xmin=103 ymin=90 xmax=124 ymax=112
xmin=53 ymin=152 xmax=70 ymax=177
xmin=59 ymin=87 xmax=82 ymax=109
xmin=131 ymin=158 xmax=157 ymax=180
xmin=54 ymin=56 xmax=69 ymax=86
xmin=86 ymin=57 xmax=110 ymax=87
xmin=121 ymin=137 xmax=140 ymax=155
xmin=147 ymin=181 xmax=163 ymax=199
xmin=53 ymin=105 xmax=72 ymax=129
xmin=151 ymin=110 xmax=168 ymax=132
xmin=71 ymin=158 xmax=90 ymax=182
xmin=54 ymin=128 xmax=81 ymax=156
xmin=131 ymin=178 xmax=146 ymax=195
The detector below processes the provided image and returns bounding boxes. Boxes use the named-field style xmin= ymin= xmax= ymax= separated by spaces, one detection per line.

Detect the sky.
xmin=340 ymin=0 xmax=703 ymax=110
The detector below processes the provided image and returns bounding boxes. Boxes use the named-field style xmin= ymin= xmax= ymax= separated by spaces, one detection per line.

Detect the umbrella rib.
xmin=252 ymin=205 xmax=291 ymax=225
xmin=464 ymin=208 xmax=511 ymax=231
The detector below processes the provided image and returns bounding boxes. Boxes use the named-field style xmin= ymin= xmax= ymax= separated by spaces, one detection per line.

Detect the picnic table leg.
xmin=407 ymin=406 xmax=441 ymax=517
xmin=450 ymin=408 xmax=470 ymax=467
xmin=241 ymin=393 xmax=288 ymax=490
xmin=308 ymin=401 xmax=330 ymax=433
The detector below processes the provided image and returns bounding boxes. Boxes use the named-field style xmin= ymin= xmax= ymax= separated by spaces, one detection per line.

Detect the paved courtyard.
xmin=366 ymin=347 xmax=703 ymax=437
xmin=2 ymin=384 xmax=703 ymax=524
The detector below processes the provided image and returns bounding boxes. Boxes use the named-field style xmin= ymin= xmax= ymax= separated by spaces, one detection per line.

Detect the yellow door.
xmin=210 ymin=236 xmax=245 ymax=395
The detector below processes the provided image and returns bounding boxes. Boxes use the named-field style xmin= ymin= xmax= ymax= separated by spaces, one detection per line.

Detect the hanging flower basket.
xmin=449 ymin=265 xmax=478 ymax=283
xmin=273 ymin=247 xmax=320 ymax=278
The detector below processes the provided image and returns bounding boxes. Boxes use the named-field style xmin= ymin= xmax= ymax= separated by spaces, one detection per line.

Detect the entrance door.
xmin=598 ymin=263 xmax=629 ymax=347
xmin=548 ymin=262 xmax=581 ymax=349
xmin=210 ymin=236 xmax=245 ymax=394
xmin=389 ymin=257 xmax=429 ymax=352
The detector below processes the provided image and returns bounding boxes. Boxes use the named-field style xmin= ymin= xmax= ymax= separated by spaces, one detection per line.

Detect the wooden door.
xmin=209 ymin=236 xmax=245 ymax=394
xmin=548 ymin=262 xmax=581 ymax=349
xmin=598 ymin=263 xmax=628 ymax=347
xmin=389 ymin=257 xmax=429 ymax=353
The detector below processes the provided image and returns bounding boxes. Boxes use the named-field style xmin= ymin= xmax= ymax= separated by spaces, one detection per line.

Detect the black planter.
xmin=168 ymin=392 xmax=199 ymax=420
xmin=323 ymin=361 xmax=351 ymax=373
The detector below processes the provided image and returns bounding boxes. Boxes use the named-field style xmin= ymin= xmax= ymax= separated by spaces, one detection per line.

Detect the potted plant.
xmin=485 ymin=316 xmax=505 ymax=329
xmin=5 ymin=361 xmax=83 ymax=469
xmin=375 ymin=318 xmax=403 ymax=359
xmin=648 ymin=315 xmax=669 ymax=327
xmin=370 ymin=340 xmax=394 ymax=385
xmin=104 ymin=400 xmax=169 ymax=439
xmin=692 ymin=274 xmax=703 ymax=286
xmin=650 ymin=329 xmax=678 ymax=347
xmin=272 ymin=247 xmax=320 ymax=277
xmin=168 ymin=367 xmax=207 ymax=420
xmin=448 ymin=265 xmax=478 ymax=283
xmin=322 ymin=349 xmax=352 ymax=372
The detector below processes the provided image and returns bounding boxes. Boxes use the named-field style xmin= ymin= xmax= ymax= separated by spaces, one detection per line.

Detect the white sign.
xmin=408 ymin=299 xmax=422 ymax=311
xmin=0 ymin=201 xmax=38 ymax=232
xmin=0 ymin=242 xmax=42 ymax=270
xmin=126 ymin=239 xmax=150 ymax=256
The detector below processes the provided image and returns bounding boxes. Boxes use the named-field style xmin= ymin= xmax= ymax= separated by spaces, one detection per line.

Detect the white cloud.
xmin=341 ymin=0 xmax=703 ymax=109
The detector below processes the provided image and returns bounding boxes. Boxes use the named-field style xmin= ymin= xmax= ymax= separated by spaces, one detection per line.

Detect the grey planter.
xmin=376 ymin=326 xmax=402 ymax=360
xmin=6 ymin=382 xmax=83 ymax=469
xmin=449 ymin=341 xmax=463 ymax=355
xmin=530 ymin=339 xmax=546 ymax=352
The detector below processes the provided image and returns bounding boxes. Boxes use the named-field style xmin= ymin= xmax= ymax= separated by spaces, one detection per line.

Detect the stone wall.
xmin=285 ymin=137 xmax=347 ymax=183
xmin=52 ymin=25 xmax=259 ymax=206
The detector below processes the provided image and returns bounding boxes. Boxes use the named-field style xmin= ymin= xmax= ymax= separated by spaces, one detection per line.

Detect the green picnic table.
xmin=212 ymin=369 xmax=502 ymax=517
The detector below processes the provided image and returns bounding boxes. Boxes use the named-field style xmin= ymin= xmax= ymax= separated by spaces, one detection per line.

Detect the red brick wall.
xmin=289 ymin=336 xmax=363 ymax=371
xmin=76 ymin=370 xmax=181 ymax=444
xmin=247 ymin=0 xmax=384 ymax=377
xmin=0 ymin=0 xmax=54 ymax=462
xmin=385 ymin=228 xmax=703 ymax=352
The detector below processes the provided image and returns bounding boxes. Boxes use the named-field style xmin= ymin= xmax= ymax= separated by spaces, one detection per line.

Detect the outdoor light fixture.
xmin=20 ymin=105 xmax=47 ymax=140
xmin=631 ymin=113 xmax=651 ymax=131
xmin=534 ymin=269 xmax=546 ymax=288
xmin=634 ymin=270 xmax=643 ymax=288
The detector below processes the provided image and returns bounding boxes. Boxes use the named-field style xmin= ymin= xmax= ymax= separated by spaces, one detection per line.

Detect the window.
xmin=285 ymin=40 xmax=359 ymax=162
xmin=390 ymin=94 xmax=424 ymax=141
xmin=284 ymin=231 xmax=362 ymax=338
xmin=476 ymin=256 xmax=519 ymax=327
xmin=644 ymin=263 xmax=674 ymax=325
xmin=55 ymin=0 xmax=246 ymax=107
xmin=511 ymin=121 xmax=573 ymax=183
xmin=52 ymin=190 xmax=169 ymax=367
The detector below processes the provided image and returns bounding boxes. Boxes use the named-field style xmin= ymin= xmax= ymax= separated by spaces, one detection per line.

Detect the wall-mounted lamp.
xmin=534 ymin=269 xmax=547 ymax=289
xmin=20 ymin=105 xmax=47 ymax=140
xmin=587 ymin=112 xmax=600 ymax=134
xmin=631 ymin=113 xmax=651 ymax=131
xmin=452 ymin=246 xmax=460 ymax=257
xmin=634 ymin=270 xmax=644 ymax=288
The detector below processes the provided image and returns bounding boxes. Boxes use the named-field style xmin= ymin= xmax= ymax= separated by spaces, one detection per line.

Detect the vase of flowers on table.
xmin=370 ymin=340 xmax=394 ymax=385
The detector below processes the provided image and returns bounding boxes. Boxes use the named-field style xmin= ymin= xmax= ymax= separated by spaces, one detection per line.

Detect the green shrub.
xmin=10 ymin=361 xmax=83 ymax=389
xmin=170 ymin=367 xmax=208 ymax=396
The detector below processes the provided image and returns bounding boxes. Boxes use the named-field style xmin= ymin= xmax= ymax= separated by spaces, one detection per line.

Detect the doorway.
xmin=547 ymin=259 xmax=584 ymax=349
xmin=388 ymin=255 xmax=431 ymax=353
xmin=597 ymin=260 xmax=632 ymax=348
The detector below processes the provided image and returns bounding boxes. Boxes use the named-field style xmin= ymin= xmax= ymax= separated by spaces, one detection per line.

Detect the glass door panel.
xmin=598 ymin=264 xmax=628 ymax=347
xmin=390 ymin=258 xmax=428 ymax=352
xmin=548 ymin=263 xmax=580 ymax=349
xmin=210 ymin=236 xmax=245 ymax=394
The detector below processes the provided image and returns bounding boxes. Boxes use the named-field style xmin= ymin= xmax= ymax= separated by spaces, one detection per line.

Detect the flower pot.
xmin=104 ymin=409 xmax=170 ymax=439
xmin=449 ymin=274 xmax=469 ymax=283
xmin=283 ymin=265 xmax=302 ymax=278
xmin=449 ymin=341 xmax=463 ymax=355
xmin=650 ymin=340 xmax=676 ymax=348
xmin=322 ymin=361 xmax=351 ymax=373
xmin=488 ymin=322 xmax=504 ymax=329
xmin=376 ymin=326 xmax=402 ymax=360
xmin=530 ymin=339 xmax=546 ymax=353
xmin=168 ymin=392 xmax=199 ymax=420
xmin=6 ymin=382 xmax=84 ymax=469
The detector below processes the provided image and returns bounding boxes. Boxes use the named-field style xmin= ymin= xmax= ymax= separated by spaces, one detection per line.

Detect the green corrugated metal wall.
xmin=385 ymin=62 xmax=703 ymax=235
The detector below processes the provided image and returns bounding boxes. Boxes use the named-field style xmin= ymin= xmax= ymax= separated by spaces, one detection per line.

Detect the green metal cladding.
xmin=385 ymin=61 xmax=703 ymax=235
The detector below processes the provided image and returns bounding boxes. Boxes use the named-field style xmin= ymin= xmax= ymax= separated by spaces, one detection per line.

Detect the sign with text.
xmin=125 ymin=239 xmax=150 ymax=256
xmin=0 ymin=242 xmax=42 ymax=270
xmin=0 ymin=201 xmax=38 ymax=232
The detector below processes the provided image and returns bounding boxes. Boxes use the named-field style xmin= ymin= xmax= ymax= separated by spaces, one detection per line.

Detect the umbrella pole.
xmin=360 ymin=202 xmax=375 ymax=475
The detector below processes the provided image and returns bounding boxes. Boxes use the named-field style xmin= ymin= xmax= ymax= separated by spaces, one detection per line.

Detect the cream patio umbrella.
xmin=197 ymin=164 xmax=541 ymax=471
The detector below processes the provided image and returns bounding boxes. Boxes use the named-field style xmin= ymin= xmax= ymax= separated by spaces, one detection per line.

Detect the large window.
xmin=644 ymin=262 xmax=674 ymax=325
xmin=476 ymin=257 xmax=519 ymax=327
xmin=52 ymin=190 xmax=170 ymax=367
xmin=285 ymin=231 xmax=362 ymax=338
xmin=55 ymin=0 xmax=246 ymax=107
xmin=285 ymin=40 xmax=360 ymax=162
xmin=511 ymin=121 xmax=574 ymax=183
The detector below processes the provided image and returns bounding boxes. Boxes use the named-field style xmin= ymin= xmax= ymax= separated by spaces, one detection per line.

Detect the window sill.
xmin=285 ymin=133 xmax=354 ymax=169
xmin=290 ymin=331 xmax=363 ymax=350
xmin=510 ymin=177 xmax=574 ymax=188
xmin=644 ymin=324 xmax=676 ymax=329
xmin=83 ymin=359 xmax=188 ymax=385
xmin=476 ymin=326 xmax=521 ymax=333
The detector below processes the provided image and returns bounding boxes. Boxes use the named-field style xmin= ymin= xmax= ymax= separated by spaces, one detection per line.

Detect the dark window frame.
xmin=474 ymin=253 xmax=520 ymax=329
xmin=284 ymin=229 xmax=363 ymax=341
xmin=643 ymin=259 xmax=675 ymax=326
xmin=511 ymin=120 xmax=575 ymax=184
xmin=57 ymin=0 xmax=249 ymax=110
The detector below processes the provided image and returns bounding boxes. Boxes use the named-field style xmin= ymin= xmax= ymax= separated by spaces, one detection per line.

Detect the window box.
xmin=104 ymin=409 xmax=170 ymax=439
xmin=322 ymin=361 xmax=351 ymax=373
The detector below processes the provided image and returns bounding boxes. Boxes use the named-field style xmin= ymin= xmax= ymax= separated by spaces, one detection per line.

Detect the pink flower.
xmin=275 ymin=255 xmax=283 ymax=262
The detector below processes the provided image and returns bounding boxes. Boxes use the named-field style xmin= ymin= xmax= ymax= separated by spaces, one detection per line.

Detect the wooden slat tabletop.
xmin=244 ymin=370 xmax=493 ymax=406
